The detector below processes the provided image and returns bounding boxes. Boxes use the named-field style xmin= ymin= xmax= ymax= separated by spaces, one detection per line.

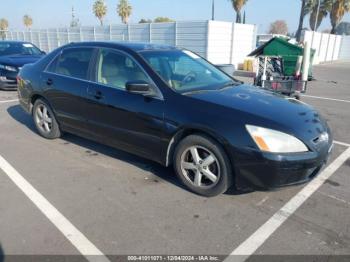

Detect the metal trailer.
xmin=254 ymin=56 xmax=307 ymax=100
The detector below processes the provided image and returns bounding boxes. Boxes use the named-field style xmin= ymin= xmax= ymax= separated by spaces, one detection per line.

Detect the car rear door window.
xmin=95 ymin=49 xmax=148 ymax=90
xmin=54 ymin=48 xmax=94 ymax=80
xmin=46 ymin=54 xmax=60 ymax=73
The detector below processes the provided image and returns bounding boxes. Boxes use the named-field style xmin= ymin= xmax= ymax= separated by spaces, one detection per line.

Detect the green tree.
xmin=93 ymin=0 xmax=107 ymax=26
xmin=330 ymin=0 xmax=350 ymax=34
xmin=268 ymin=20 xmax=289 ymax=35
xmin=228 ymin=0 xmax=248 ymax=23
xmin=336 ymin=21 xmax=350 ymax=34
xmin=139 ymin=18 xmax=152 ymax=24
xmin=0 ymin=18 xmax=9 ymax=40
xmin=117 ymin=0 xmax=132 ymax=24
xmin=153 ymin=17 xmax=174 ymax=23
xmin=23 ymin=15 xmax=33 ymax=30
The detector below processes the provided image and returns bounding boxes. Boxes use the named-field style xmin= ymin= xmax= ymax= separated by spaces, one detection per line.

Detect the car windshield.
xmin=139 ymin=49 xmax=237 ymax=93
xmin=0 ymin=42 xmax=42 ymax=56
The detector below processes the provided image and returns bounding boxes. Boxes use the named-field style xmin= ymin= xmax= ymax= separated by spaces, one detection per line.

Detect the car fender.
xmin=165 ymin=124 xmax=233 ymax=167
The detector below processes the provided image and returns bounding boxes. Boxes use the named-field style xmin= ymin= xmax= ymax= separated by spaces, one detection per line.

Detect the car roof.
xmin=66 ymin=41 xmax=179 ymax=52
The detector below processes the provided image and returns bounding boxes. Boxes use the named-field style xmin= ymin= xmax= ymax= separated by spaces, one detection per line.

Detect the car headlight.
xmin=246 ymin=125 xmax=308 ymax=153
xmin=0 ymin=64 xmax=17 ymax=72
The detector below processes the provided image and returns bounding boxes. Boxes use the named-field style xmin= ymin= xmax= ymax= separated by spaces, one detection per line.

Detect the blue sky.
xmin=1 ymin=0 xmax=349 ymax=33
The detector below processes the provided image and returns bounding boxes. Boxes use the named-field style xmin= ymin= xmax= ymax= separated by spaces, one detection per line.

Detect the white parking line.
xmin=302 ymin=95 xmax=350 ymax=104
xmin=0 ymin=155 xmax=110 ymax=262
xmin=226 ymin=147 xmax=350 ymax=262
xmin=334 ymin=140 xmax=350 ymax=148
xmin=0 ymin=99 xmax=19 ymax=104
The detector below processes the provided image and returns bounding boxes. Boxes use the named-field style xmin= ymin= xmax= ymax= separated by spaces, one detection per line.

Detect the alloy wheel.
xmin=34 ymin=104 xmax=53 ymax=134
xmin=180 ymin=146 xmax=220 ymax=188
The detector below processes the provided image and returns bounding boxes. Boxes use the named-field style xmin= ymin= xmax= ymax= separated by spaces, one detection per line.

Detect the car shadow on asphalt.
xmin=7 ymin=105 xmax=250 ymax=196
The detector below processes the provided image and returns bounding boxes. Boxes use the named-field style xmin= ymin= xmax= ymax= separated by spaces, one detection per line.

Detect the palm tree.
xmin=330 ymin=0 xmax=350 ymax=34
xmin=309 ymin=0 xmax=333 ymax=31
xmin=117 ymin=0 xmax=132 ymax=24
xmin=23 ymin=15 xmax=33 ymax=30
xmin=93 ymin=0 xmax=107 ymax=26
xmin=296 ymin=0 xmax=311 ymax=41
xmin=228 ymin=0 xmax=248 ymax=23
xmin=0 ymin=18 xmax=9 ymax=40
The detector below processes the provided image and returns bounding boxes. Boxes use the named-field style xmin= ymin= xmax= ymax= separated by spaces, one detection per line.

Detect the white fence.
xmin=302 ymin=30 xmax=350 ymax=64
xmin=2 ymin=20 xmax=258 ymax=67
xmin=207 ymin=21 xmax=257 ymax=66
xmin=339 ymin=35 xmax=350 ymax=60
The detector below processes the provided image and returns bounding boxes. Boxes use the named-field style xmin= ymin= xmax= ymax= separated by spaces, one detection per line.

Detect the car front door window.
xmin=96 ymin=49 xmax=149 ymax=90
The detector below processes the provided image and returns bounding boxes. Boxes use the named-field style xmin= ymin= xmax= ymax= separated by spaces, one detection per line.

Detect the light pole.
xmin=311 ymin=0 xmax=321 ymax=49
xmin=314 ymin=0 xmax=321 ymax=31
xmin=212 ymin=0 xmax=215 ymax=21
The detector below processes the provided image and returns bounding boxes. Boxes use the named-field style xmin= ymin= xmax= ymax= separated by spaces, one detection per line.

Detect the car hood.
xmin=0 ymin=54 xmax=43 ymax=67
xmin=186 ymin=85 xmax=330 ymax=143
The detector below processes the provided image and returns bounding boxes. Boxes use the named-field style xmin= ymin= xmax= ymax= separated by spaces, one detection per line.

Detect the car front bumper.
xmin=0 ymin=76 xmax=18 ymax=90
xmin=233 ymin=141 xmax=333 ymax=190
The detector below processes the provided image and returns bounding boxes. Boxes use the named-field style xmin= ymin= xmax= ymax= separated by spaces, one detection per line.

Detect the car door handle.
xmin=46 ymin=78 xmax=53 ymax=86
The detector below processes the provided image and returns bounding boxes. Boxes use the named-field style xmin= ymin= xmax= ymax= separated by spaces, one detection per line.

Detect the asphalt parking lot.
xmin=0 ymin=61 xmax=349 ymax=262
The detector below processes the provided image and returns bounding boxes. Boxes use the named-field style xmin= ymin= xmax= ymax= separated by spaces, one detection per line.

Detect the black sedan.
xmin=17 ymin=42 xmax=333 ymax=197
xmin=0 ymin=41 xmax=45 ymax=90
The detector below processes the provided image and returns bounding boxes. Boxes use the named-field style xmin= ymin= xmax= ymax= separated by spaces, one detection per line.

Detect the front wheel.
xmin=174 ymin=134 xmax=233 ymax=197
xmin=33 ymin=98 xmax=61 ymax=139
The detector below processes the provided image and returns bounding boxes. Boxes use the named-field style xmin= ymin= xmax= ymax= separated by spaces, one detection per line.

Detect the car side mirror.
xmin=41 ymin=51 xmax=46 ymax=55
xmin=126 ymin=81 xmax=154 ymax=96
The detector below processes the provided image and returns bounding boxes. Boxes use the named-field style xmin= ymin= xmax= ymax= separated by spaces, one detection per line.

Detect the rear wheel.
xmin=33 ymin=98 xmax=61 ymax=139
xmin=174 ymin=134 xmax=233 ymax=197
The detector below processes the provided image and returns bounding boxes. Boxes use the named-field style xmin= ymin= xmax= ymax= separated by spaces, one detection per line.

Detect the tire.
xmin=173 ymin=134 xmax=233 ymax=197
xmin=32 ymin=98 xmax=61 ymax=139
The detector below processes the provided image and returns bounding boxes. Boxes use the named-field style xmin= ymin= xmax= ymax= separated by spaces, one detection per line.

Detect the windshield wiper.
xmin=182 ymin=89 xmax=211 ymax=95
xmin=182 ymin=81 xmax=241 ymax=95
xmin=219 ymin=81 xmax=240 ymax=89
